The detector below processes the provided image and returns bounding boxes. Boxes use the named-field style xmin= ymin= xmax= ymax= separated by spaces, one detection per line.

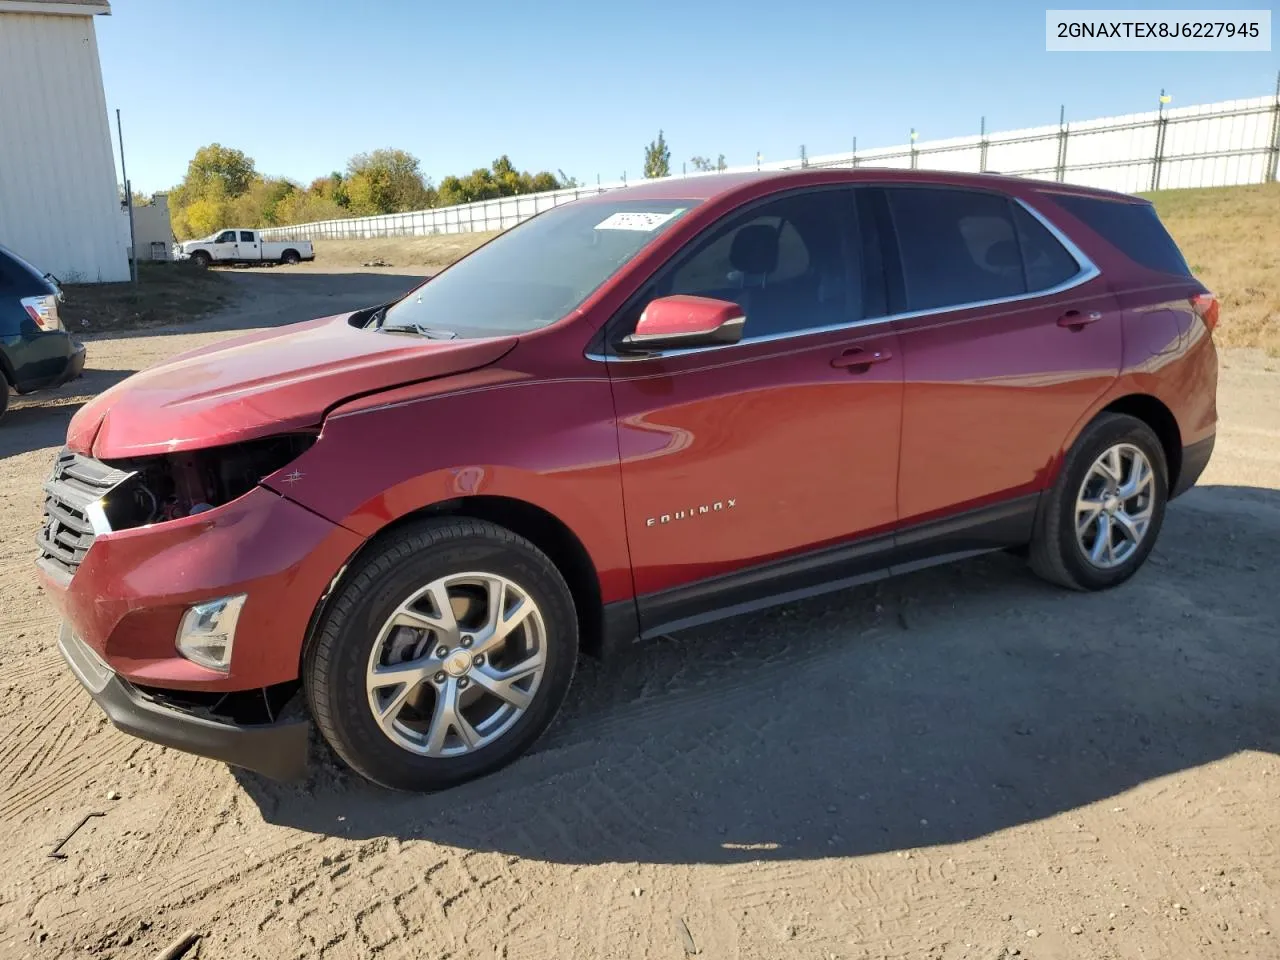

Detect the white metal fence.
xmin=261 ymin=88 xmax=1280 ymax=242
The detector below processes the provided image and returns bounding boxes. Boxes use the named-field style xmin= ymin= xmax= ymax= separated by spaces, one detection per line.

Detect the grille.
xmin=37 ymin=448 xmax=131 ymax=578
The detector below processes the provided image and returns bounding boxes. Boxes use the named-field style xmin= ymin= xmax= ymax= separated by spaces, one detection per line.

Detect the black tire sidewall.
xmin=1052 ymin=416 xmax=1168 ymax=590
xmin=308 ymin=523 xmax=577 ymax=791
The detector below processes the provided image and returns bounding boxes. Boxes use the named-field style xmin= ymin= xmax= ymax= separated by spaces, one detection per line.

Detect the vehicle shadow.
xmin=236 ymin=483 xmax=1280 ymax=866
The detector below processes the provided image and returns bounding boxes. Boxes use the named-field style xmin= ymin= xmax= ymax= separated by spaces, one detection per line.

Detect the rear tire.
xmin=0 ymin=379 xmax=9 ymax=423
xmin=304 ymin=517 xmax=578 ymax=791
xmin=1029 ymin=413 xmax=1168 ymax=591
xmin=281 ymin=249 xmax=301 ymax=265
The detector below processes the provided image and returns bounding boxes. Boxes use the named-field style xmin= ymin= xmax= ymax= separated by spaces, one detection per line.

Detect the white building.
xmin=0 ymin=0 xmax=128 ymax=282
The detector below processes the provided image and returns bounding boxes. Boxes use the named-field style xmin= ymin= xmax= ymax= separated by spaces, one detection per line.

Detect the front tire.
xmin=189 ymin=251 xmax=211 ymax=269
xmin=304 ymin=518 xmax=578 ymax=791
xmin=1029 ymin=413 xmax=1168 ymax=591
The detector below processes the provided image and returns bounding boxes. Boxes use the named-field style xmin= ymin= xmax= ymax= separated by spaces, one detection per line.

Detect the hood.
xmin=68 ymin=313 xmax=517 ymax=459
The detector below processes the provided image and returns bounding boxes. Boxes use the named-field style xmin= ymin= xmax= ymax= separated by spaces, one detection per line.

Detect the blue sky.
xmin=97 ymin=0 xmax=1279 ymax=194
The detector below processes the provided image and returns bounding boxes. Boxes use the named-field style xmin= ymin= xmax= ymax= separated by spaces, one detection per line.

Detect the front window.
xmin=379 ymin=199 xmax=697 ymax=338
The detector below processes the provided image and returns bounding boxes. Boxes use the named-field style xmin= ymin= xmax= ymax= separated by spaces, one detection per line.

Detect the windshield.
xmin=380 ymin=198 xmax=697 ymax=337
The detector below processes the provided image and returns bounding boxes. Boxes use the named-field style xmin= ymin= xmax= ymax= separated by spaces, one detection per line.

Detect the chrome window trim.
xmin=587 ymin=196 xmax=1100 ymax=363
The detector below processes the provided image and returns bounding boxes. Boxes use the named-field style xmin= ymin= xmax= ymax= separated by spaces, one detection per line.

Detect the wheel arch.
xmin=281 ymin=248 xmax=301 ymax=262
xmin=1057 ymin=392 xmax=1182 ymax=492
xmin=304 ymin=494 xmax=608 ymax=663
xmin=1099 ymin=394 xmax=1182 ymax=491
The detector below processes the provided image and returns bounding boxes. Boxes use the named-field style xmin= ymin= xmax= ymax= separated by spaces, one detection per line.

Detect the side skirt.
xmin=601 ymin=493 xmax=1039 ymax=648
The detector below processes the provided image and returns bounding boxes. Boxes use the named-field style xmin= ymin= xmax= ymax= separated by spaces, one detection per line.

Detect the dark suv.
xmin=0 ymin=243 xmax=86 ymax=420
xmin=39 ymin=170 xmax=1217 ymax=792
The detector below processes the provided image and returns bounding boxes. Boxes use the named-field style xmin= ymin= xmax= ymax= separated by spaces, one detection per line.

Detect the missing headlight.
xmin=101 ymin=433 xmax=316 ymax=530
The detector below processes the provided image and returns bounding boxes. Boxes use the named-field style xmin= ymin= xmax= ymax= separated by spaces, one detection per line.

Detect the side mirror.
xmin=617 ymin=295 xmax=745 ymax=354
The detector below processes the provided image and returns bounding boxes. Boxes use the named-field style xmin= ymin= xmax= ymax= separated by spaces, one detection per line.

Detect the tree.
xmin=183 ymin=144 xmax=256 ymax=198
xmin=437 ymin=157 xmax=565 ymax=207
xmin=343 ymin=149 xmax=434 ymax=216
xmin=716 ymin=154 xmax=728 ymax=172
xmin=163 ymin=144 xmax=577 ymax=238
xmin=308 ymin=173 xmax=349 ymax=209
xmin=176 ymin=190 xmax=230 ymax=238
xmin=644 ymin=130 xmax=671 ymax=179
xmin=168 ymin=143 xmax=261 ymax=239
xmin=689 ymin=156 xmax=713 ymax=172
xmin=274 ymin=189 xmax=349 ymax=226
xmin=226 ymin=177 xmax=297 ymax=226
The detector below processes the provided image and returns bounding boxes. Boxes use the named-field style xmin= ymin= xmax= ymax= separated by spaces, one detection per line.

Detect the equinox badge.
xmin=646 ymin=499 xmax=736 ymax=527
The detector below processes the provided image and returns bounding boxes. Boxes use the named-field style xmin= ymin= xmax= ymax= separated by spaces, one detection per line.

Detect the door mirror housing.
xmin=617 ymin=295 xmax=745 ymax=354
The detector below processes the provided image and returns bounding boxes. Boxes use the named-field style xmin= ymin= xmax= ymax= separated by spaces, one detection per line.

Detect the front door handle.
xmin=832 ymin=347 xmax=893 ymax=371
xmin=1058 ymin=310 xmax=1103 ymax=330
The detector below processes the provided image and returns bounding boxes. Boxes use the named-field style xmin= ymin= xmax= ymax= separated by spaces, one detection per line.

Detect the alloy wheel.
xmin=1074 ymin=442 xmax=1155 ymax=569
xmin=365 ymin=572 xmax=546 ymax=758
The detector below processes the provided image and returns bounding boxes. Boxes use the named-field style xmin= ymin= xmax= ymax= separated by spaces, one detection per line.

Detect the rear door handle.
xmin=1058 ymin=310 xmax=1103 ymax=330
xmin=832 ymin=347 xmax=893 ymax=371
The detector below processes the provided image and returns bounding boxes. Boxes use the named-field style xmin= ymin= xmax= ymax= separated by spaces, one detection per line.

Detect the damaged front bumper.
xmin=59 ymin=623 xmax=310 ymax=781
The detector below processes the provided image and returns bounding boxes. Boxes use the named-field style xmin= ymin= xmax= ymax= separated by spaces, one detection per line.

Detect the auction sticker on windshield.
xmin=594 ymin=209 xmax=686 ymax=231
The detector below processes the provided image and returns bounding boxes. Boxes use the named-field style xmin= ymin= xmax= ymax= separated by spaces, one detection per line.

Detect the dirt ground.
xmin=0 ymin=267 xmax=1277 ymax=960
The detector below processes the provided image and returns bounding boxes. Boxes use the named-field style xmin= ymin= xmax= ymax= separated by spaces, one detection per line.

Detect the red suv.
xmin=39 ymin=170 xmax=1218 ymax=791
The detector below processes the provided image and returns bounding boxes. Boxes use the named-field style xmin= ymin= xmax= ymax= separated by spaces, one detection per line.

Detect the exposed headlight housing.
xmin=176 ymin=594 xmax=247 ymax=672
xmin=102 ymin=432 xmax=316 ymax=530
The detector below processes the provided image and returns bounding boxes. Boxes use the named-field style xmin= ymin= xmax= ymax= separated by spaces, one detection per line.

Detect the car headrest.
xmin=729 ymin=224 xmax=780 ymax=275
xmin=985 ymin=239 xmax=1021 ymax=270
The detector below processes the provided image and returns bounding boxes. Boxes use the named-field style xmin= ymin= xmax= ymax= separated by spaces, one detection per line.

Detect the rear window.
xmin=1048 ymin=194 xmax=1190 ymax=276
xmin=0 ymin=244 xmax=52 ymax=294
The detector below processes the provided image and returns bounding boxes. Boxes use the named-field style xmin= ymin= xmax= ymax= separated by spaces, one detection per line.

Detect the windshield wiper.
xmin=380 ymin=321 xmax=457 ymax=339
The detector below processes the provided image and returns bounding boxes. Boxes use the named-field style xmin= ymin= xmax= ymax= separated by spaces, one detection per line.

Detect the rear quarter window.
xmin=1046 ymin=193 xmax=1190 ymax=277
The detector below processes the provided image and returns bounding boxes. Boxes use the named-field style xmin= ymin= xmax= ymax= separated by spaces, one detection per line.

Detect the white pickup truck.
xmin=179 ymin=229 xmax=315 ymax=267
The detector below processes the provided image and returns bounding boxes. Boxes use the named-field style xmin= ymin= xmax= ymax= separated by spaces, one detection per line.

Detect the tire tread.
xmin=303 ymin=516 xmax=576 ymax=790
xmin=1029 ymin=412 xmax=1167 ymax=592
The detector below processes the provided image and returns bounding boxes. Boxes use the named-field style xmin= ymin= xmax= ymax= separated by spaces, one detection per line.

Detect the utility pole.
xmin=1269 ymin=70 xmax=1280 ymax=183
xmin=116 ymin=109 xmax=137 ymax=286
xmin=1152 ymin=89 xmax=1172 ymax=191
xmin=1055 ymin=105 xmax=1069 ymax=182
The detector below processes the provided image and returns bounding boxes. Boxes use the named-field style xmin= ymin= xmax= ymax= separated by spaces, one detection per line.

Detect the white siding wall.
xmin=0 ymin=11 xmax=128 ymax=282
